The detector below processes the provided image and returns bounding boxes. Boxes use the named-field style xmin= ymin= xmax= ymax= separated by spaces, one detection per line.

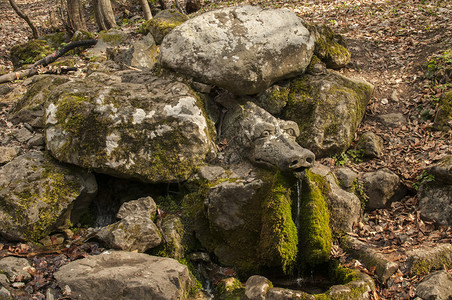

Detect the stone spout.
xmin=222 ymin=101 xmax=316 ymax=172
xmin=253 ymin=134 xmax=316 ymax=172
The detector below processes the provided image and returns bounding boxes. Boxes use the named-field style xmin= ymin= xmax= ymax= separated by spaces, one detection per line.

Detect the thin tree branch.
xmin=0 ymin=39 xmax=97 ymax=84
xmin=8 ymin=0 xmax=39 ymax=39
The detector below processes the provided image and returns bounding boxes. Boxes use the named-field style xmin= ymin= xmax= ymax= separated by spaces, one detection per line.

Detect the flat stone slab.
xmin=54 ymin=251 xmax=192 ymax=300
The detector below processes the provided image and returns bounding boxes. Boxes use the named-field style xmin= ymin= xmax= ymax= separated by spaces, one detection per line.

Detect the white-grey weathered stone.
xmin=0 ymin=146 xmax=20 ymax=165
xmin=54 ymin=251 xmax=192 ymax=300
xmin=116 ymin=196 xmax=157 ymax=220
xmin=95 ymin=215 xmax=162 ymax=252
xmin=160 ymin=5 xmax=315 ymax=95
xmin=44 ymin=72 xmax=214 ymax=183
xmin=0 ymin=256 xmax=32 ymax=282
xmin=245 ymin=275 xmax=272 ymax=300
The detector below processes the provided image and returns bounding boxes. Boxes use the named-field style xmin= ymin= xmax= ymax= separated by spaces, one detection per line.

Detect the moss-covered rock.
xmin=259 ymin=172 xmax=298 ymax=274
xmin=434 ymin=91 xmax=452 ymax=132
xmin=0 ymin=151 xmax=97 ymax=241
xmin=298 ymin=170 xmax=332 ymax=267
xmin=253 ymin=84 xmax=290 ymax=115
xmin=44 ymin=71 xmax=214 ymax=183
xmin=283 ymin=71 xmax=373 ymax=158
xmin=8 ymin=75 xmax=70 ymax=128
xmin=215 ymin=277 xmax=245 ymax=299
xmin=425 ymin=48 xmax=452 ymax=84
xmin=140 ymin=9 xmax=188 ymax=44
xmin=406 ymin=244 xmax=452 ymax=276
xmin=309 ymin=164 xmax=361 ymax=234
xmin=184 ymin=167 xmax=301 ymax=277
xmin=307 ymin=23 xmax=351 ymax=69
xmin=10 ymin=39 xmax=53 ymax=69
xmin=248 ymin=265 xmax=375 ymax=300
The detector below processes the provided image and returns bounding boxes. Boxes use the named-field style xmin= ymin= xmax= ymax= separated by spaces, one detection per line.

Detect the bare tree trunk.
xmin=94 ymin=0 xmax=116 ymax=31
xmin=8 ymin=0 xmax=39 ymax=38
xmin=139 ymin=0 xmax=152 ymax=20
xmin=67 ymin=0 xmax=87 ymax=32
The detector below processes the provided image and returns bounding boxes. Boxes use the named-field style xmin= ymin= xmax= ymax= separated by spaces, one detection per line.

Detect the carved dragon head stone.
xmin=222 ymin=101 xmax=315 ymax=172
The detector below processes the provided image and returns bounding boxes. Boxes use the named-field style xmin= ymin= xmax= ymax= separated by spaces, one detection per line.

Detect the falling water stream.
xmin=294 ymin=170 xmax=306 ymax=230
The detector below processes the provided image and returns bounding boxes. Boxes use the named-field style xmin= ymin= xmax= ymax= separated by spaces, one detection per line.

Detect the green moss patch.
xmin=298 ymin=170 xmax=332 ymax=267
xmin=259 ymin=172 xmax=298 ymax=274
xmin=10 ymin=39 xmax=53 ymax=69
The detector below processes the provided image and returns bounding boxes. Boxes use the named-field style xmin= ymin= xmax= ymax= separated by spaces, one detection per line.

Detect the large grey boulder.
xmin=0 ymin=151 xmax=97 ymax=241
xmin=54 ymin=251 xmax=193 ymax=300
xmin=283 ymin=71 xmax=373 ymax=157
xmin=44 ymin=71 xmax=214 ymax=183
xmin=160 ymin=5 xmax=315 ymax=95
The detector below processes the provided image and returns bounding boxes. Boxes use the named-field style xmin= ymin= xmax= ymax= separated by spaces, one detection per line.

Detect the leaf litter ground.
xmin=0 ymin=0 xmax=451 ymax=299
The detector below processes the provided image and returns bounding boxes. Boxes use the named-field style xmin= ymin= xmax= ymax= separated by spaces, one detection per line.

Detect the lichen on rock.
xmin=44 ymin=71 xmax=214 ymax=183
xmin=283 ymin=71 xmax=373 ymax=158
xmin=0 ymin=151 xmax=97 ymax=241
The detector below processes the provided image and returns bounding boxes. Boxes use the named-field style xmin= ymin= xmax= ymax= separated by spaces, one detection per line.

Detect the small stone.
xmin=45 ymin=287 xmax=56 ymax=300
xmin=0 ymin=286 xmax=11 ymax=299
xmin=245 ymin=275 xmax=272 ymax=300
xmin=416 ymin=270 xmax=452 ymax=300
xmin=0 ymin=85 xmax=13 ymax=95
xmin=0 ymin=273 xmax=9 ymax=286
xmin=188 ymin=252 xmax=211 ymax=263
xmin=0 ymin=256 xmax=32 ymax=282
xmin=191 ymin=82 xmax=212 ymax=94
xmin=334 ymin=167 xmax=358 ymax=189
xmin=363 ymin=168 xmax=406 ymax=210
xmin=13 ymin=127 xmax=34 ymax=143
xmin=390 ymin=90 xmax=400 ymax=102
xmin=116 ymin=196 xmax=157 ymax=220
xmin=381 ymin=98 xmax=388 ymax=104
xmin=12 ymin=282 xmax=25 ymax=288
xmin=0 ymin=146 xmax=20 ymax=165
xmin=357 ymin=131 xmax=384 ymax=158
xmin=26 ymin=134 xmax=45 ymax=148
xmin=377 ymin=113 xmax=407 ymax=127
